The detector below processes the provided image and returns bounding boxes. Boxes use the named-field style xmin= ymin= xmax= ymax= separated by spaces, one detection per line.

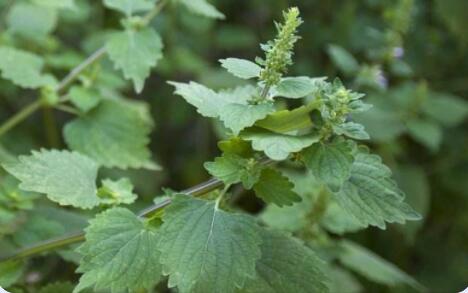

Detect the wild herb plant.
xmin=2 ymin=0 xmax=465 ymax=292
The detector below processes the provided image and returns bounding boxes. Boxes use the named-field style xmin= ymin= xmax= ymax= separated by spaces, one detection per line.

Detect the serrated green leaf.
xmin=169 ymin=81 xmax=223 ymax=118
xmin=64 ymin=99 xmax=155 ymax=169
xmin=302 ymin=139 xmax=354 ymax=191
xmin=241 ymin=128 xmax=320 ymax=161
xmin=178 ymin=0 xmax=225 ymax=19
xmin=158 ymin=195 xmax=262 ymax=293
xmin=2 ymin=149 xmax=99 ymax=209
xmin=333 ymin=122 xmax=369 ymax=140
xmin=204 ymin=154 xmax=261 ymax=189
xmin=0 ymin=47 xmax=55 ymax=89
xmin=321 ymin=200 xmax=365 ymax=235
xmin=334 ymin=151 xmax=421 ymax=229
xmin=220 ymin=58 xmax=262 ymax=79
xmin=170 ymin=82 xmax=269 ymax=134
xmin=240 ymin=229 xmax=329 ymax=293
xmin=327 ymin=45 xmax=359 ymax=75
xmin=253 ymin=168 xmax=301 ymax=206
xmin=7 ymin=3 xmax=57 ymax=39
xmin=98 ymin=178 xmax=137 ymax=205
xmin=406 ymin=119 xmax=443 ymax=152
xmin=339 ymin=241 xmax=423 ymax=290
xmin=106 ymin=27 xmax=163 ymax=93
xmin=275 ymin=76 xmax=322 ymax=99
xmin=219 ymin=103 xmax=275 ymax=135
xmin=75 ymin=207 xmax=162 ymax=293
xmin=103 ymin=0 xmax=155 ymax=16
xmin=69 ymin=86 xmax=100 ymax=113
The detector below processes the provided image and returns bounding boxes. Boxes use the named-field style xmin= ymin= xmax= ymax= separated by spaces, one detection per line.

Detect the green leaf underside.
xmin=0 ymin=47 xmax=54 ymax=89
xmin=275 ymin=76 xmax=323 ymax=99
xmin=253 ymin=168 xmax=301 ymax=206
xmin=339 ymin=241 xmax=423 ymax=290
xmin=98 ymin=178 xmax=137 ymax=205
xmin=334 ymin=152 xmax=421 ymax=229
xmin=75 ymin=207 xmax=162 ymax=293
xmin=254 ymin=103 xmax=316 ymax=134
xmin=242 ymin=128 xmax=320 ymax=160
xmin=103 ymin=0 xmax=155 ymax=16
xmin=220 ymin=58 xmax=262 ymax=79
xmin=240 ymin=229 xmax=329 ymax=293
xmin=64 ymin=99 xmax=154 ymax=169
xmin=69 ymin=86 xmax=101 ymax=113
xmin=158 ymin=195 xmax=262 ymax=293
xmin=178 ymin=0 xmax=225 ymax=19
xmin=2 ymin=149 xmax=99 ymax=209
xmin=220 ymin=103 xmax=275 ymax=135
xmin=170 ymin=82 xmax=272 ymax=134
xmin=106 ymin=28 xmax=163 ymax=93
xmin=333 ymin=122 xmax=370 ymax=140
xmin=302 ymin=139 xmax=354 ymax=191
xmin=204 ymin=154 xmax=261 ymax=189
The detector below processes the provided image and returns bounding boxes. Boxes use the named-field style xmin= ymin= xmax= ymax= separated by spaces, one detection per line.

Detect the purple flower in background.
xmin=376 ymin=69 xmax=388 ymax=89
xmin=393 ymin=47 xmax=404 ymax=59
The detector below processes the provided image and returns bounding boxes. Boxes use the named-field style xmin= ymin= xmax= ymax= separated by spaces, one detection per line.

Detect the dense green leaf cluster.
xmin=0 ymin=0 xmax=466 ymax=292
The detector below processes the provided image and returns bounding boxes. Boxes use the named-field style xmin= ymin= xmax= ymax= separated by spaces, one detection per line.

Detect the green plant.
xmin=2 ymin=0 xmax=465 ymax=292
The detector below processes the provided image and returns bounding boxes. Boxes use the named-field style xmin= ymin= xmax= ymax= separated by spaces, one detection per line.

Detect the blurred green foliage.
xmin=0 ymin=0 xmax=467 ymax=292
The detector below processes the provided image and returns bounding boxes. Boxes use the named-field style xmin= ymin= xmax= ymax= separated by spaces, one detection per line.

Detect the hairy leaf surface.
xmin=220 ymin=58 xmax=262 ymax=79
xmin=242 ymin=128 xmax=320 ymax=160
xmin=158 ymin=195 xmax=262 ymax=293
xmin=106 ymin=28 xmax=163 ymax=93
xmin=334 ymin=152 xmax=421 ymax=229
xmin=302 ymin=139 xmax=354 ymax=191
xmin=240 ymin=229 xmax=329 ymax=293
xmin=2 ymin=150 xmax=99 ymax=209
xmin=64 ymin=99 xmax=155 ymax=169
xmin=75 ymin=207 xmax=162 ymax=293
xmin=253 ymin=168 xmax=301 ymax=206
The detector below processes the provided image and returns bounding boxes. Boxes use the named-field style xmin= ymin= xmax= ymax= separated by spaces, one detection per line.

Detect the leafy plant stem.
xmin=42 ymin=107 xmax=60 ymax=148
xmin=0 ymin=99 xmax=42 ymax=138
xmin=0 ymin=177 xmax=224 ymax=262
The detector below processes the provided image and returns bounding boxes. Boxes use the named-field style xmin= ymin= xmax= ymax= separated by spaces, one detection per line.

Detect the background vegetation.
xmin=0 ymin=0 xmax=467 ymax=292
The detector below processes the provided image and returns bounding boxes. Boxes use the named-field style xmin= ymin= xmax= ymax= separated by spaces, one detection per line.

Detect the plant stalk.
xmin=0 ymin=177 xmax=223 ymax=262
xmin=0 ymin=100 xmax=42 ymax=138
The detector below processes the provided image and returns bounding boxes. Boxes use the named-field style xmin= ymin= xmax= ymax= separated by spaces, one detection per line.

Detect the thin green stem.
xmin=4 ymin=232 xmax=85 ymax=262
xmin=141 ymin=0 xmax=168 ymax=26
xmin=56 ymin=46 xmax=107 ymax=93
xmin=0 ymin=177 xmax=224 ymax=262
xmin=0 ymin=100 xmax=42 ymax=138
